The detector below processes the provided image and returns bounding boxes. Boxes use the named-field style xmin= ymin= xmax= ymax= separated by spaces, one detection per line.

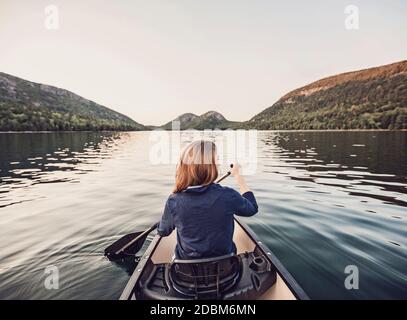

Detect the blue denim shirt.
xmin=157 ymin=183 xmax=258 ymax=259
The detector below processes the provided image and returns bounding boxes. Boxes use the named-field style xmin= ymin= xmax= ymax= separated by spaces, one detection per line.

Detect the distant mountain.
xmin=162 ymin=111 xmax=239 ymax=130
xmin=162 ymin=113 xmax=200 ymax=130
xmin=0 ymin=72 xmax=145 ymax=131
xmin=247 ymin=61 xmax=407 ymax=130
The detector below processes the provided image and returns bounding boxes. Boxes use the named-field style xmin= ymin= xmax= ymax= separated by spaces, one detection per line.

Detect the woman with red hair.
xmin=158 ymin=140 xmax=258 ymax=260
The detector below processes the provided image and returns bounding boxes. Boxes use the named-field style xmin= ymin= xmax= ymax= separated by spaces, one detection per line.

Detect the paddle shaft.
xmin=115 ymin=222 xmax=157 ymax=255
xmin=113 ymin=165 xmax=233 ymax=256
xmin=216 ymin=171 xmax=231 ymax=184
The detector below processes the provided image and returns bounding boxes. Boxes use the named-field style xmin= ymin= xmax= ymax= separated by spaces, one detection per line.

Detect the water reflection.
xmin=261 ymin=131 xmax=407 ymax=208
xmin=0 ymin=131 xmax=406 ymax=299
xmin=0 ymin=132 xmax=127 ymax=208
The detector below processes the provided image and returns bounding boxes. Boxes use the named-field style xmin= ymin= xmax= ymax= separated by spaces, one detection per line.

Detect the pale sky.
xmin=0 ymin=0 xmax=406 ymax=125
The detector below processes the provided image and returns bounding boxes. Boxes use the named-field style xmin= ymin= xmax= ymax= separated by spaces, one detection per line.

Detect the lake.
xmin=0 ymin=131 xmax=406 ymax=299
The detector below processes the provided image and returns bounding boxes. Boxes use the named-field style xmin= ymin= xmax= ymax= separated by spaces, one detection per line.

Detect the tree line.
xmin=0 ymin=104 xmax=140 ymax=131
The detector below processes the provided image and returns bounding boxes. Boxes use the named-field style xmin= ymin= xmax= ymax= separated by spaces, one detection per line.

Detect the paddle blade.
xmin=104 ymin=231 xmax=144 ymax=260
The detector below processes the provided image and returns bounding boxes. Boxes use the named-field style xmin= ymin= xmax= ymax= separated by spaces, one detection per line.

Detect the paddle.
xmin=104 ymin=164 xmax=234 ymax=261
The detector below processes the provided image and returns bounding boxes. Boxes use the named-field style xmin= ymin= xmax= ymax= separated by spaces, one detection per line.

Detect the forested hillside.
xmin=248 ymin=61 xmax=407 ymax=130
xmin=0 ymin=73 xmax=144 ymax=131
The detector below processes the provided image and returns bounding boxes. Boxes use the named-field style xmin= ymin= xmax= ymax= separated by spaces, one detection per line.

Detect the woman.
xmin=157 ymin=140 xmax=258 ymax=260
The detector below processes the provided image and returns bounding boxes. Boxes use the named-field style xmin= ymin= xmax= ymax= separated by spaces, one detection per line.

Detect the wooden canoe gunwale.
xmin=119 ymin=234 xmax=161 ymax=300
xmin=234 ymin=218 xmax=309 ymax=300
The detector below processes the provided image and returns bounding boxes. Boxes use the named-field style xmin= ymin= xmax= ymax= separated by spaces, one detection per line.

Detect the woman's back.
xmin=157 ymin=140 xmax=258 ymax=260
xmin=158 ymin=183 xmax=258 ymax=259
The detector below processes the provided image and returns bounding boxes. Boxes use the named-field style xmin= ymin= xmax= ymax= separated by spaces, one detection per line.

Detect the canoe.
xmin=120 ymin=218 xmax=309 ymax=300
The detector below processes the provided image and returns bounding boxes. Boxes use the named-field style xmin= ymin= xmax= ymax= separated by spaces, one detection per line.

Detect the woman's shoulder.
xmin=164 ymin=193 xmax=180 ymax=213
xmin=214 ymin=184 xmax=240 ymax=197
xmin=167 ymin=184 xmax=239 ymax=198
xmin=168 ymin=192 xmax=177 ymax=198
xmin=165 ymin=193 xmax=178 ymax=204
xmin=167 ymin=193 xmax=179 ymax=201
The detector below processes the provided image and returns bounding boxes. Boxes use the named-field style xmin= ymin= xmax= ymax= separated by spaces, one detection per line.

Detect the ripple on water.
xmin=0 ymin=131 xmax=406 ymax=299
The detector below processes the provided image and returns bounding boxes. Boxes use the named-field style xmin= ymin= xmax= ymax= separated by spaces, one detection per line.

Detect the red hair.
xmin=173 ymin=140 xmax=218 ymax=193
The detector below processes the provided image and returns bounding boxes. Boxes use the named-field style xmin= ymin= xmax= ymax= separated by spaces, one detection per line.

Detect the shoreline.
xmin=0 ymin=129 xmax=406 ymax=134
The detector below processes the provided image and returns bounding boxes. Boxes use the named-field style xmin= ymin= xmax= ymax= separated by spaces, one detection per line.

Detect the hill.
xmin=0 ymin=72 xmax=145 ymax=131
xmin=162 ymin=111 xmax=239 ymax=130
xmin=247 ymin=61 xmax=407 ymax=130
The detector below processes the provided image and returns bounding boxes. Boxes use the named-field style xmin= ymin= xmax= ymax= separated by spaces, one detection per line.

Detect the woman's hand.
xmin=230 ymin=163 xmax=241 ymax=177
xmin=231 ymin=163 xmax=250 ymax=194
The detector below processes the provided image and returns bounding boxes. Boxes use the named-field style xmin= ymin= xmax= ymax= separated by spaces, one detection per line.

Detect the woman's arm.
xmin=230 ymin=164 xmax=258 ymax=216
xmin=157 ymin=197 xmax=175 ymax=237
xmin=231 ymin=163 xmax=250 ymax=194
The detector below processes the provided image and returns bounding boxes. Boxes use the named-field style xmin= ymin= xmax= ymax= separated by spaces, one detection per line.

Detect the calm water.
xmin=0 ymin=131 xmax=406 ymax=299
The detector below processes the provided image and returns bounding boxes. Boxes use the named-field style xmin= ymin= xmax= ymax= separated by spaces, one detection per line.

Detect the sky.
xmin=0 ymin=0 xmax=406 ymax=125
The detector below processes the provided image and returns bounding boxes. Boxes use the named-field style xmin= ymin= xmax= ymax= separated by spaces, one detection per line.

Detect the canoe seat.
xmin=167 ymin=253 xmax=241 ymax=299
xmin=137 ymin=251 xmax=277 ymax=300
